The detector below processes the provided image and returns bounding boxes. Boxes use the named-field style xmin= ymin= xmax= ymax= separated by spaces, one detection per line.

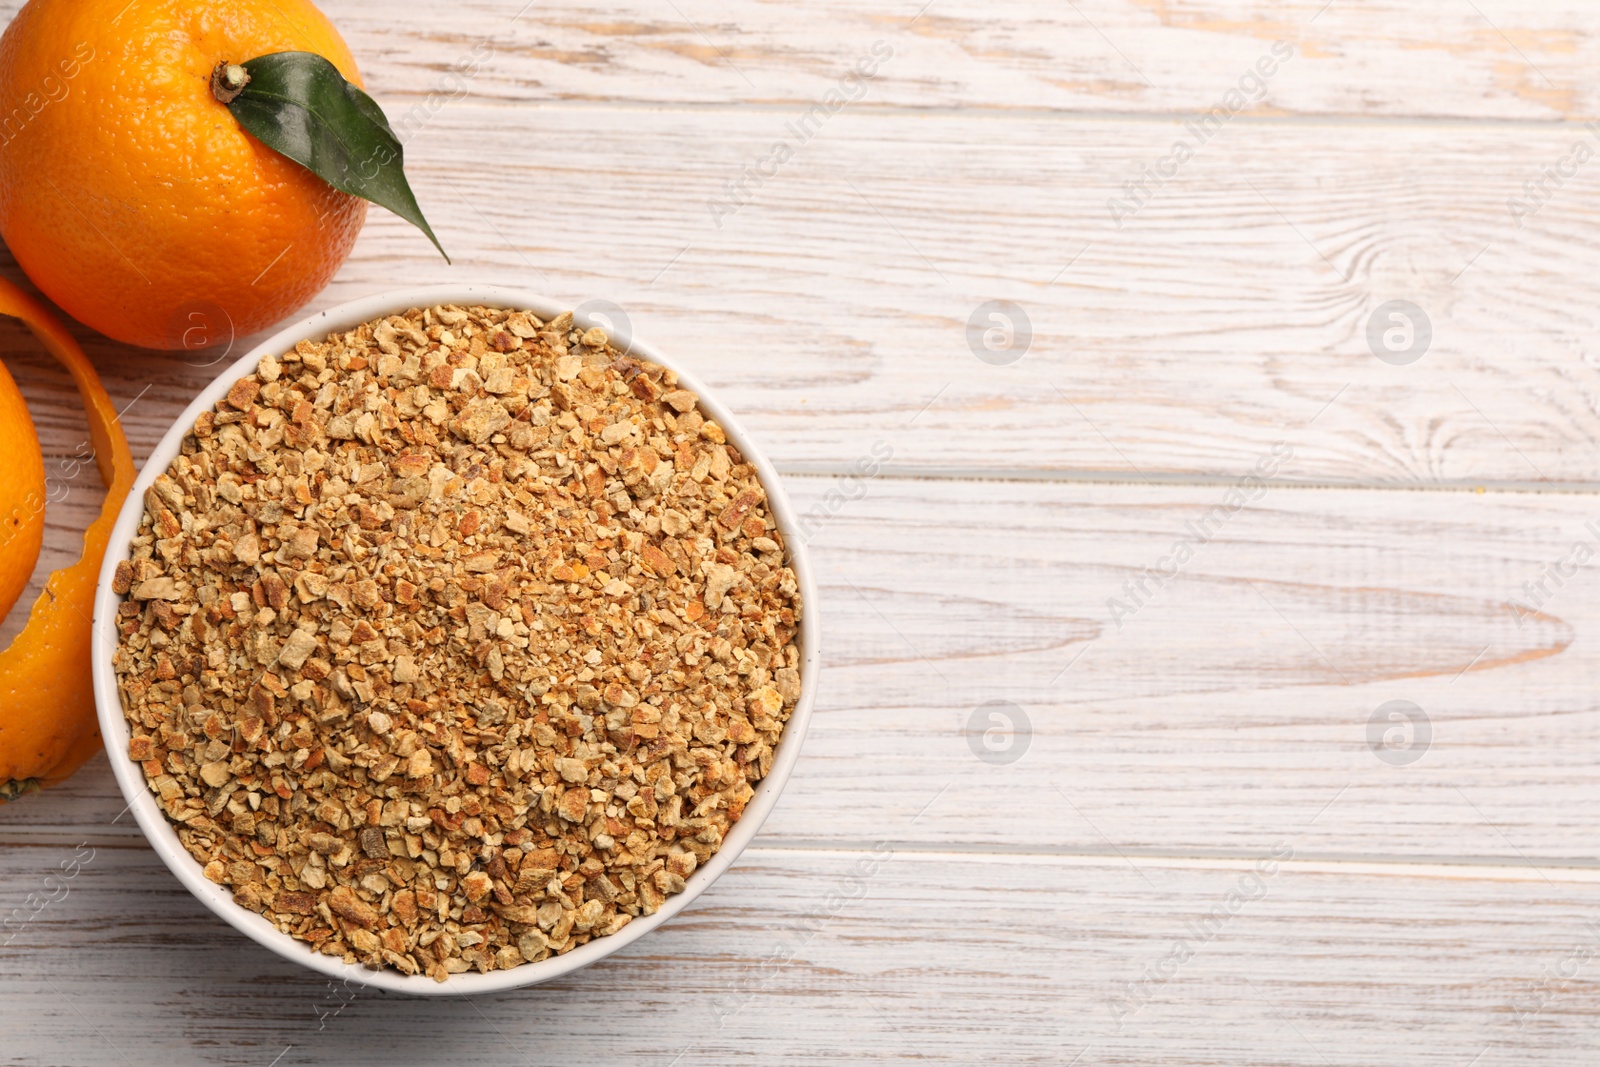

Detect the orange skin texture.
xmin=0 ymin=0 xmax=367 ymax=350
xmin=0 ymin=278 xmax=133 ymax=795
xmin=0 ymin=356 xmax=46 ymax=623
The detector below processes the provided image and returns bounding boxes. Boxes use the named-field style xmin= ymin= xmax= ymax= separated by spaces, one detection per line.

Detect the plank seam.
xmin=386 ymin=98 xmax=1599 ymax=130
xmin=5 ymin=834 xmax=1600 ymax=877
xmin=775 ymin=467 xmax=1600 ymax=496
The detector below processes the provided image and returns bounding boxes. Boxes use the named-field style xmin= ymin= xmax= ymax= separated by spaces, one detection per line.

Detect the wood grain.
xmin=6 ymin=108 xmax=1600 ymax=488
xmin=6 ymin=842 xmax=1600 ymax=1066
xmin=0 ymin=2 xmax=1597 ymax=1063
xmin=58 ymin=0 xmax=1599 ymax=123
xmin=9 ymin=476 xmax=1600 ymax=866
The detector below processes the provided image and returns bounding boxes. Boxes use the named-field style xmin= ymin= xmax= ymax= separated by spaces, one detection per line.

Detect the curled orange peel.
xmin=0 ymin=357 xmax=47 ymax=625
xmin=0 ymin=278 xmax=135 ymax=799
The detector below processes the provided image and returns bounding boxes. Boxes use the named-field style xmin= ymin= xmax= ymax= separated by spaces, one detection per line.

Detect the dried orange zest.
xmin=0 ymin=279 xmax=134 ymax=795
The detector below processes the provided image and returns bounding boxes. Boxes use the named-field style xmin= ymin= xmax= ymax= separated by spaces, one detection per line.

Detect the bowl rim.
xmin=90 ymin=284 xmax=820 ymax=996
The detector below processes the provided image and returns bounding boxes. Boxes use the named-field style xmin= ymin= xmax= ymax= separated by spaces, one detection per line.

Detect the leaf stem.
xmin=210 ymin=62 xmax=251 ymax=105
xmin=0 ymin=778 xmax=42 ymax=802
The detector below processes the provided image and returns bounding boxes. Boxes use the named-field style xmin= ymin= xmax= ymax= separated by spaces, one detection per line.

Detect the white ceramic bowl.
xmin=91 ymin=285 xmax=819 ymax=995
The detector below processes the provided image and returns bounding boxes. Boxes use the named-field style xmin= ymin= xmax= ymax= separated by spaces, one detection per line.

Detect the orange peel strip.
xmin=0 ymin=356 xmax=47 ymax=624
xmin=0 ymin=278 xmax=135 ymax=798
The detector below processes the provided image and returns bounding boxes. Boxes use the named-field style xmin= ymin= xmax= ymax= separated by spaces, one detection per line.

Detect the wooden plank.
xmin=30 ymin=0 xmax=1586 ymax=122
xmin=9 ymin=476 xmax=1600 ymax=865
xmin=4 ymin=110 xmax=1600 ymax=489
xmin=771 ymin=476 xmax=1600 ymax=863
xmin=2 ymin=841 xmax=1599 ymax=1065
xmin=2 ymin=4 xmax=1594 ymax=1063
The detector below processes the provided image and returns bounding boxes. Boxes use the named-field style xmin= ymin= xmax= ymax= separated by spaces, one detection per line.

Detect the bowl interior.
xmin=91 ymin=284 xmax=820 ymax=995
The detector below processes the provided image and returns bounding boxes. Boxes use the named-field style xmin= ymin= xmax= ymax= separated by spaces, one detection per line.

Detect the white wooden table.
xmin=6 ymin=1 xmax=1600 ymax=1062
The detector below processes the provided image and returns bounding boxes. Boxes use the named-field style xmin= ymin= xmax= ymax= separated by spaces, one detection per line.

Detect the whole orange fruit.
xmin=0 ymin=0 xmax=368 ymax=350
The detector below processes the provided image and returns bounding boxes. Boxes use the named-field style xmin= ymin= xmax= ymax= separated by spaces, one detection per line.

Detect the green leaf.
xmin=223 ymin=51 xmax=448 ymax=262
